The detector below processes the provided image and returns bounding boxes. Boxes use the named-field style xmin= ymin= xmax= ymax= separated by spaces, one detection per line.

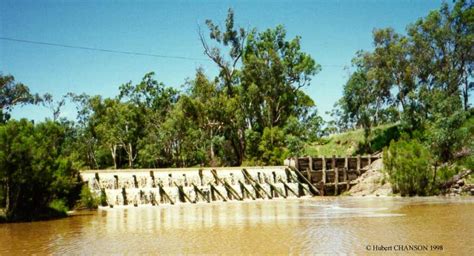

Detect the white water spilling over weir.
xmin=80 ymin=166 xmax=318 ymax=207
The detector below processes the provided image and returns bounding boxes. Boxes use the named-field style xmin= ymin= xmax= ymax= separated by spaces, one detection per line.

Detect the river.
xmin=1 ymin=197 xmax=473 ymax=254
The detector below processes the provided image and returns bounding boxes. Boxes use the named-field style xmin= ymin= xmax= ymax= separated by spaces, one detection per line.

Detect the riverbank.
xmin=345 ymin=159 xmax=474 ymax=197
xmin=0 ymin=207 xmax=69 ymax=223
xmin=345 ymin=159 xmax=393 ymax=197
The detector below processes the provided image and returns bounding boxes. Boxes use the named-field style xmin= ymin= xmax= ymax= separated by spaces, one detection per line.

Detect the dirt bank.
xmin=346 ymin=159 xmax=393 ymax=196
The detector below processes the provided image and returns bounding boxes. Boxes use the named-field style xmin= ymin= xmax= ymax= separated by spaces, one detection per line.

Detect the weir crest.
xmin=81 ymin=166 xmax=317 ymax=207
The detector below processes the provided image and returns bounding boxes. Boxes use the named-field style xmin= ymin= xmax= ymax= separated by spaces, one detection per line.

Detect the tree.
xmin=0 ymin=119 xmax=80 ymax=221
xmin=199 ymin=9 xmax=248 ymax=165
xmin=335 ymin=1 xmax=472 ymax=157
xmin=199 ymin=10 xmax=323 ymax=165
xmin=199 ymin=8 xmax=246 ymax=96
xmin=42 ymin=93 xmax=66 ymax=121
xmin=241 ymin=25 xmax=320 ymax=130
xmin=0 ymin=74 xmax=39 ymax=123
xmin=118 ymin=72 xmax=179 ymax=168
xmin=408 ymin=0 xmax=473 ymax=111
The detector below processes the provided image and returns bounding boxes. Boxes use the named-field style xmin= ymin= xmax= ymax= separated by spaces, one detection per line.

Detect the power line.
xmin=0 ymin=36 xmax=210 ymax=62
xmin=0 ymin=36 xmax=347 ymax=67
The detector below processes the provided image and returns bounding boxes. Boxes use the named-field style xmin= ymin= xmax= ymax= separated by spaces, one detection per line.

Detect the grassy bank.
xmin=304 ymin=123 xmax=399 ymax=156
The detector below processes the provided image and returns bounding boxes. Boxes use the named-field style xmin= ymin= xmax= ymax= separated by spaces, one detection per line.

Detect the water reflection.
xmin=1 ymin=197 xmax=473 ymax=254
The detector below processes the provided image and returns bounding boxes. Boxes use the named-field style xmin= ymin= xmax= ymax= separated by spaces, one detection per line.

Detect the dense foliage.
xmin=331 ymin=0 xmax=473 ymax=160
xmin=0 ymin=119 xmax=81 ymax=221
xmin=383 ymin=138 xmax=434 ymax=196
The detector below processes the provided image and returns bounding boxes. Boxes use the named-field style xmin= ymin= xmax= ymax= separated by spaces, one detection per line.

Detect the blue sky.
xmin=1 ymin=0 xmax=444 ymax=121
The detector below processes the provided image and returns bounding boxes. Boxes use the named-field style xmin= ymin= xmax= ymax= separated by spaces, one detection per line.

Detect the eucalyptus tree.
xmin=241 ymin=25 xmax=320 ymax=130
xmin=200 ymin=8 xmax=249 ymax=165
xmin=336 ymin=0 xmax=473 ymax=157
xmin=0 ymin=74 xmax=40 ymax=123
xmin=118 ymin=72 xmax=179 ymax=168
xmin=201 ymin=10 xmax=323 ymax=165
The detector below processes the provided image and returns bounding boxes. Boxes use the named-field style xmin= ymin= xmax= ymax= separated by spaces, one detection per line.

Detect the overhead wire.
xmin=0 ymin=36 xmax=346 ymax=67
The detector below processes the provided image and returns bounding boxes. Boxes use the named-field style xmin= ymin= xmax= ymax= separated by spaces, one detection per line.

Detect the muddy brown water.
xmin=1 ymin=197 xmax=473 ymax=255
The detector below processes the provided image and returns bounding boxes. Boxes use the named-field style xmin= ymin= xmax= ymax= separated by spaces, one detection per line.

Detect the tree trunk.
xmin=5 ymin=177 xmax=10 ymax=216
xmin=463 ymin=76 xmax=469 ymax=111
xmin=110 ymin=145 xmax=117 ymax=169
xmin=210 ymin=129 xmax=215 ymax=166
xmin=128 ymin=143 xmax=133 ymax=168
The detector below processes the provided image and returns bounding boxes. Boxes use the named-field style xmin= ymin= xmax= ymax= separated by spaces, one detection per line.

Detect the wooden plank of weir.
xmin=241 ymin=169 xmax=266 ymax=199
xmin=238 ymin=180 xmax=256 ymax=200
xmin=174 ymin=182 xmax=195 ymax=203
xmin=285 ymin=168 xmax=295 ymax=183
xmin=209 ymin=183 xmax=227 ymax=202
xmin=158 ymin=183 xmax=174 ymax=205
xmin=211 ymin=169 xmax=243 ymax=201
xmin=322 ymin=156 xmax=326 ymax=196
xmin=265 ymin=180 xmax=287 ymax=198
xmin=242 ymin=169 xmax=272 ymax=199
xmin=345 ymin=156 xmax=350 ymax=190
xmin=211 ymin=169 xmax=221 ymax=185
xmin=288 ymin=166 xmax=320 ymax=195
xmin=192 ymin=183 xmax=210 ymax=203
xmin=279 ymin=178 xmax=300 ymax=197
xmin=223 ymin=180 xmax=243 ymax=201
xmin=307 ymin=156 xmax=313 ymax=183
xmin=357 ymin=155 xmax=361 ymax=175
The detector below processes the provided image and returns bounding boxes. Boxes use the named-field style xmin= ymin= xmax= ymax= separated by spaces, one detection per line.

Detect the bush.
xmin=49 ymin=199 xmax=69 ymax=213
xmin=383 ymin=138 xmax=433 ymax=196
xmin=78 ymin=185 xmax=99 ymax=209
xmin=0 ymin=119 xmax=80 ymax=221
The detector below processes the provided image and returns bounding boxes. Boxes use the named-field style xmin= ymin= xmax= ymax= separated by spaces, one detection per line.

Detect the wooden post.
xmin=344 ymin=156 xmax=349 ymax=190
xmin=114 ymin=175 xmax=119 ymax=189
xmin=192 ymin=183 xmax=210 ymax=203
xmin=344 ymin=156 xmax=349 ymax=171
xmin=331 ymin=155 xmax=336 ymax=193
xmin=223 ymin=180 xmax=243 ymax=201
xmin=343 ymin=168 xmax=349 ymax=191
xmin=238 ymin=180 xmax=256 ymax=200
xmin=289 ymin=166 xmax=320 ymax=195
xmin=334 ymin=167 xmax=339 ymax=195
xmin=242 ymin=169 xmax=271 ymax=199
xmin=332 ymin=155 xmax=336 ymax=173
xmin=174 ymin=182 xmax=195 ymax=203
xmin=322 ymin=156 xmax=326 ymax=196
xmin=356 ymin=155 xmax=361 ymax=175
xmin=307 ymin=156 xmax=313 ymax=184
xmin=198 ymin=169 xmax=204 ymax=186
xmin=149 ymin=171 xmax=155 ymax=188
xmin=158 ymin=184 xmax=174 ymax=205
xmin=265 ymin=180 xmax=286 ymax=198
xmin=209 ymin=183 xmax=227 ymax=202
xmin=368 ymin=155 xmax=372 ymax=165
xmin=279 ymin=178 xmax=300 ymax=197
xmin=285 ymin=168 xmax=294 ymax=183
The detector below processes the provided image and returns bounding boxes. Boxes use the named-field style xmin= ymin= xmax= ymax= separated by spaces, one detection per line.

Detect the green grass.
xmin=304 ymin=123 xmax=398 ymax=156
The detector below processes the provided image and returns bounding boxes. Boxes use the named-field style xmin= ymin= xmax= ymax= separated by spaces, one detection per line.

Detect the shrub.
xmin=49 ymin=199 xmax=69 ymax=213
xmin=383 ymin=138 xmax=433 ymax=196
xmin=78 ymin=185 xmax=99 ymax=209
